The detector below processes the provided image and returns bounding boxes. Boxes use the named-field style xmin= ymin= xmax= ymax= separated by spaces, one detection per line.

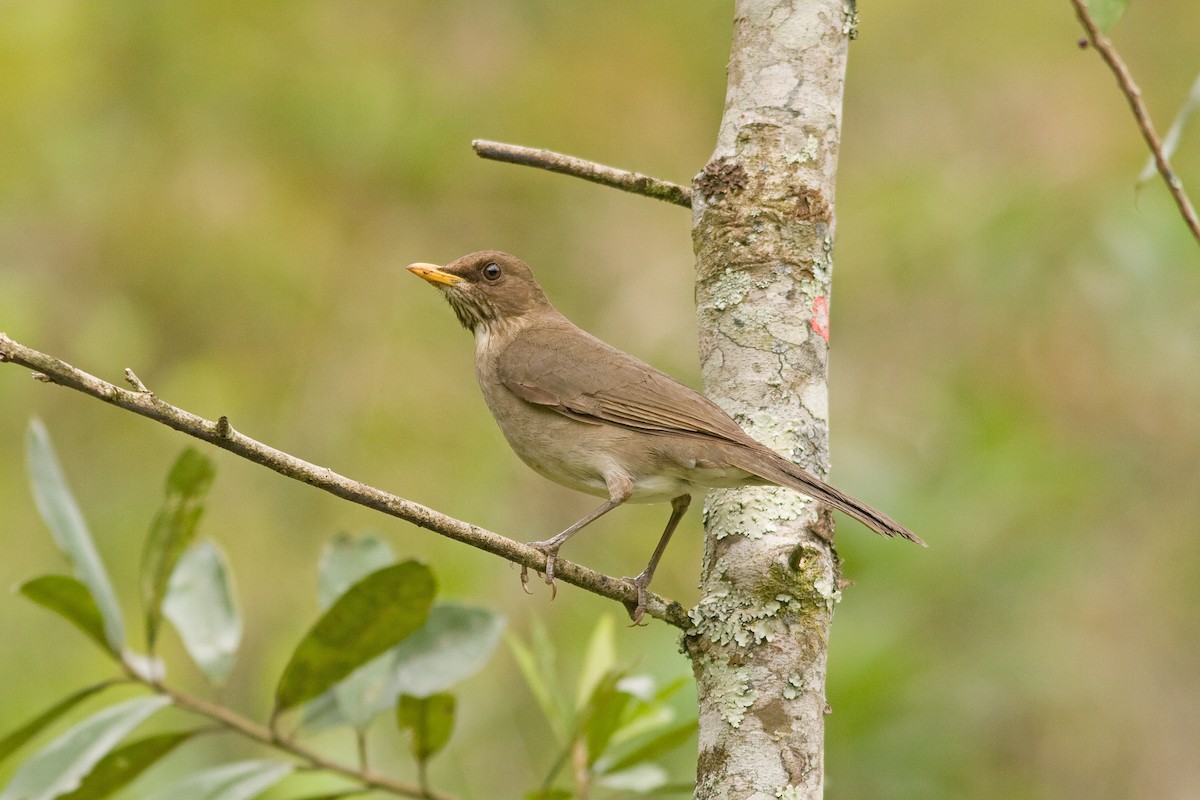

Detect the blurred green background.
xmin=2 ymin=1 xmax=1199 ymax=797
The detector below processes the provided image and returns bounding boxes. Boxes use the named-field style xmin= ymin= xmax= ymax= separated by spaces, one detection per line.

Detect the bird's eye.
xmin=482 ymin=262 xmax=502 ymax=281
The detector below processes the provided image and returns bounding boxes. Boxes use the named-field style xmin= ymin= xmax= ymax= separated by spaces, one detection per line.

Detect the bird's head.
xmin=407 ymin=251 xmax=554 ymax=334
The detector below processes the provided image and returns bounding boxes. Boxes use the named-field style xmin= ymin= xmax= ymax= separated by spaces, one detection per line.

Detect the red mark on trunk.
xmin=811 ymin=296 xmax=830 ymax=341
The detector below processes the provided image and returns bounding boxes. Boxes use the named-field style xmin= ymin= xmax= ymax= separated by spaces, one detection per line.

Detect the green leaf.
xmin=0 ymin=682 xmax=115 ymax=766
xmin=539 ymin=670 xmax=630 ymax=790
xmin=0 ymin=695 xmax=170 ymax=800
xmin=297 ymin=692 xmax=345 ymax=734
xmin=320 ymin=533 xmax=397 ymax=731
xmin=576 ymin=614 xmax=616 ymax=711
xmin=142 ymin=448 xmax=216 ymax=652
xmin=530 ymin=616 xmax=562 ymax=706
xmin=582 ymin=671 xmax=630 ymax=768
xmin=1086 ymin=0 xmax=1129 ymax=32
xmin=143 ymin=760 xmax=293 ymax=800
xmin=602 ymin=720 xmax=698 ymax=775
xmin=396 ymin=693 xmax=456 ymax=762
xmin=607 ymin=675 xmax=687 ymax=747
xmin=19 ymin=576 xmax=114 ymax=657
xmin=273 ymin=560 xmax=435 ymax=713
xmin=650 ymin=675 xmax=691 ymax=704
xmin=162 ymin=539 xmax=242 ymax=685
xmin=597 ymin=763 xmax=669 ymax=793
xmin=388 ymin=604 xmax=505 ymax=697
xmin=306 ymin=603 xmax=503 ymax=734
xmin=507 ymin=628 xmax=567 ymax=738
xmin=329 ymin=653 xmax=392 ymax=732
xmin=57 ymin=731 xmax=194 ymax=800
xmin=317 ymin=532 xmax=395 ymax=610
xmin=25 ymin=419 xmax=125 ymax=653
xmin=1139 ymin=70 xmax=1200 ymax=187
xmin=166 ymin=447 xmax=217 ymax=497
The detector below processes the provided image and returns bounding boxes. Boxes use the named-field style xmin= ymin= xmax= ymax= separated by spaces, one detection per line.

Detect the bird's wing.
xmin=497 ymin=322 xmax=926 ymax=546
xmin=497 ymin=323 xmax=753 ymax=444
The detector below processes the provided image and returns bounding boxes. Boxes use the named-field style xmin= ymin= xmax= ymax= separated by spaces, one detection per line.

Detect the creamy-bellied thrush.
xmin=408 ymin=251 xmax=922 ymax=623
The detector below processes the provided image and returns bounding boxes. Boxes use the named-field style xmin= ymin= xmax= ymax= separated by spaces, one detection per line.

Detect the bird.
xmin=407 ymin=251 xmax=922 ymax=623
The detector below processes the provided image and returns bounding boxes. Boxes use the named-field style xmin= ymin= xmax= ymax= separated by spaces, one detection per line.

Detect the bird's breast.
xmin=475 ymin=373 xmax=614 ymax=497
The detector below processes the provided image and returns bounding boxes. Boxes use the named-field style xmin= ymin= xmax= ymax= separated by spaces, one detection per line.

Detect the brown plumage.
xmin=409 ymin=251 xmax=922 ymax=623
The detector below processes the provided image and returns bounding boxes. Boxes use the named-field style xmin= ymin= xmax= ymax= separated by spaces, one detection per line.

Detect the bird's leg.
xmin=520 ymin=475 xmax=633 ymax=598
xmin=624 ymin=494 xmax=691 ymax=625
xmin=521 ymin=497 xmax=620 ymax=597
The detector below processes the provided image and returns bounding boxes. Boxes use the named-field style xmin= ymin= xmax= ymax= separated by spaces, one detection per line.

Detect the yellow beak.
xmin=407 ymin=263 xmax=464 ymax=286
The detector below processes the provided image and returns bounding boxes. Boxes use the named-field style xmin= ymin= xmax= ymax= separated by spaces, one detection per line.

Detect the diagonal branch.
xmin=472 ymin=139 xmax=693 ymax=208
xmin=1069 ymin=0 xmax=1200 ymax=246
xmin=0 ymin=333 xmax=689 ymax=629
xmin=136 ymin=673 xmax=449 ymax=800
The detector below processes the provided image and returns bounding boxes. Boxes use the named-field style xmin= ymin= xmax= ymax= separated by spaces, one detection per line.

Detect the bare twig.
xmin=0 ymin=333 xmax=689 ymax=629
xmin=1070 ymin=0 xmax=1200 ymax=246
xmin=472 ymin=139 xmax=693 ymax=208
xmin=123 ymin=368 xmax=149 ymax=393
xmin=136 ymin=672 xmax=450 ymax=800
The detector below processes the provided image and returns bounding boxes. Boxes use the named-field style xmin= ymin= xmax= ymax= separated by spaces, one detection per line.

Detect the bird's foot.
xmin=520 ymin=540 xmax=560 ymax=600
xmin=621 ymin=572 xmax=653 ymax=627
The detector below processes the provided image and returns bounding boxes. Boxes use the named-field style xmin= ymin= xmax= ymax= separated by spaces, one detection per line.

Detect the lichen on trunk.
xmin=687 ymin=1 xmax=851 ymax=797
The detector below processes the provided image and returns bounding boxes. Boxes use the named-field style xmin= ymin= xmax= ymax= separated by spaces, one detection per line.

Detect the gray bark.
xmin=687 ymin=1 xmax=852 ymax=797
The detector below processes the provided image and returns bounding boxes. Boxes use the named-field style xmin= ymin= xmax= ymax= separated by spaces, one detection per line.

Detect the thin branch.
xmin=0 ymin=333 xmax=690 ymax=630
xmin=417 ymin=758 xmax=431 ymax=799
xmin=471 ymin=139 xmax=693 ymax=208
xmin=1069 ymin=0 xmax=1200 ymax=246
xmin=135 ymin=672 xmax=448 ymax=800
xmin=356 ymin=729 xmax=369 ymax=772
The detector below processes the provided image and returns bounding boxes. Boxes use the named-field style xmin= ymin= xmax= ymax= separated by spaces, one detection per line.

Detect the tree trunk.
xmin=687 ymin=1 xmax=851 ymax=797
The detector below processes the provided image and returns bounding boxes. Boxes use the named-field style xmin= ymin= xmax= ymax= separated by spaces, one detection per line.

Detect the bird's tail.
xmin=732 ymin=449 xmax=925 ymax=546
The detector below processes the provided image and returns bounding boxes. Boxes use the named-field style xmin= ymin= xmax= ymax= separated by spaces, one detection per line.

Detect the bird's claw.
xmin=522 ymin=541 xmax=560 ymax=601
xmin=622 ymin=573 xmax=651 ymax=626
